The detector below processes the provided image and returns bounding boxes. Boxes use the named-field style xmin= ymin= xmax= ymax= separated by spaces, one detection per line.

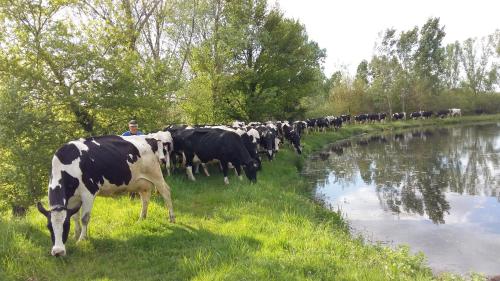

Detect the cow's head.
xmin=149 ymin=131 xmax=173 ymax=168
xmin=258 ymin=128 xmax=275 ymax=160
xmin=243 ymin=159 xmax=259 ymax=183
xmin=37 ymin=202 xmax=80 ymax=256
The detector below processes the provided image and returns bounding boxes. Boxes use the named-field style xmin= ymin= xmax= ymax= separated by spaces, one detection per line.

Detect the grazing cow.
xmin=436 ymin=110 xmax=449 ymax=118
xmin=449 ymin=108 xmax=461 ymax=117
xmin=410 ymin=111 xmax=422 ymax=119
xmin=37 ymin=133 xmax=175 ymax=256
xmin=176 ymin=128 xmax=259 ymax=184
xmin=205 ymin=125 xmax=262 ymax=171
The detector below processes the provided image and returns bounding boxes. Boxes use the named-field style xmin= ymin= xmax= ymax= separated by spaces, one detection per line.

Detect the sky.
xmin=273 ymin=0 xmax=500 ymax=77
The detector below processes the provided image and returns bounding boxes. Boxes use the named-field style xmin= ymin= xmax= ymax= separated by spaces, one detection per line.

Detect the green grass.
xmin=1 ymin=114 xmax=499 ymax=281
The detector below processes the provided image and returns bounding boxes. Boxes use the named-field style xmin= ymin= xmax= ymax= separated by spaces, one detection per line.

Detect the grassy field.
xmin=1 ymin=114 xmax=499 ymax=281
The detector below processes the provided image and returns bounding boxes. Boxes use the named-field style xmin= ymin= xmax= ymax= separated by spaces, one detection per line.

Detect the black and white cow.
xmin=421 ymin=111 xmax=433 ymax=119
xmin=449 ymin=108 xmax=461 ymax=117
xmin=409 ymin=111 xmax=422 ymax=119
xmin=355 ymin=114 xmax=369 ymax=123
xmin=293 ymin=121 xmax=308 ymax=136
xmin=37 ymin=132 xmax=175 ymax=256
xmin=175 ymin=128 xmax=259 ymax=184
xmin=255 ymin=125 xmax=278 ymax=160
xmin=392 ymin=112 xmax=406 ymax=120
xmin=282 ymin=122 xmax=302 ymax=154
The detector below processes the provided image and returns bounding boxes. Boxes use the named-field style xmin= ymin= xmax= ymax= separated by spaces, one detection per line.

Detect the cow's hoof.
xmin=169 ymin=215 xmax=176 ymax=223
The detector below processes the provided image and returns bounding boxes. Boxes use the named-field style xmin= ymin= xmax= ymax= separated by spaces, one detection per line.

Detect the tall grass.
xmin=1 ymin=114 xmax=498 ymax=281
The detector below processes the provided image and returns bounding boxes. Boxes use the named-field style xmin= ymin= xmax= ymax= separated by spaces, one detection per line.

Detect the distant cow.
xmin=392 ymin=112 xmax=406 ymax=120
xmin=355 ymin=114 xmax=369 ymax=123
xmin=449 ymin=108 xmax=461 ymax=117
xmin=410 ymin=111 xmax=422 ymax=119
xmin=421 ymin=111 xmax=433 ymax=119
xmin=37 ymin=132 xmax=176 ymax=256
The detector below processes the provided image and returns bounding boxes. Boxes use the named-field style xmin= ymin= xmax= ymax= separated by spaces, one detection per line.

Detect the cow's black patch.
xmin=48 ymin=171 xmax=79 ymax=207
xmin=79 ymin=136 xmax=141 ymax=194
xmin=55 ymin=143 xmax=80 ymax=165
xmin=145 ymin=138 xmax=158 ymax=153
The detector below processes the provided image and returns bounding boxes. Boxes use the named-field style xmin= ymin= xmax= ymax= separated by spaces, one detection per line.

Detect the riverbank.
xmin=1 ymin=114 xmax=499 ymax=281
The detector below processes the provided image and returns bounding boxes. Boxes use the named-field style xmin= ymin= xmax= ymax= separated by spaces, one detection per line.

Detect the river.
xmin=302 ymin=123 xmax=500 ymax=275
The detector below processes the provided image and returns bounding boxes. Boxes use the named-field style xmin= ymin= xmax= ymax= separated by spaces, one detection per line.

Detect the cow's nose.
xmin=51 ymin=247 xmax=66 ymax=257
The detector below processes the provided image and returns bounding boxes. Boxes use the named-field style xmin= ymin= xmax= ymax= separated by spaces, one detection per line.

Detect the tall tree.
xmin=414 ymin=17 xmax=446 ymax=96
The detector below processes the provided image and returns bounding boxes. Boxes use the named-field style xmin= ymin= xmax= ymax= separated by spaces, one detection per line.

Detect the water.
xmin=303 ymin=123 xmax=500 ymax=275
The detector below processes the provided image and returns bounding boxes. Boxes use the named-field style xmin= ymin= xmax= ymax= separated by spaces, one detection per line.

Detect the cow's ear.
xmin=37 ymin=202 xmax=50 ymax=217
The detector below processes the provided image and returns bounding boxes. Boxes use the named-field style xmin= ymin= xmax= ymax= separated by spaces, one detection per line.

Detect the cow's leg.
xmin=228 ymin=162 xmax=238 ymax=176
xmin=201 ymin=163 xmax=210 ymax=177
xmin=155 ymin=181 xmax=176 ymax=223
xmin=77 ymin=195 xmax=95 ymax=242
xmin=194 ymin=163 xmax=200 ymax=174
xmin=139 ymin=189 xmax=152 ymax=220
xmin=221 ymin=161 xmax=230 ymax=185
xmin=235 ymin=165 xmax=243 ymax=181
xmin=184 ymin=152 xmax=196 ymax=181
xmin=72 ymin=209 xmax=82 ymax=240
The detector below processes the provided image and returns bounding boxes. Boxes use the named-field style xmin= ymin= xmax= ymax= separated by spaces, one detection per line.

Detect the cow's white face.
xmin=37 ymin=203 xmax=80 ymax=256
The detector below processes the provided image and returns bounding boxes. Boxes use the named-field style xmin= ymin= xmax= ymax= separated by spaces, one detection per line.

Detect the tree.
xmin=414 ymin=18 xmax=446 ymax=96
xmin=459 ymin=37 xmax=496 ymax=94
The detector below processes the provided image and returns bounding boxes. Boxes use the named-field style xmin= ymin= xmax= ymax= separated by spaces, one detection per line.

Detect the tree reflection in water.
xmin=303 ymin=124 xmax=500 ymax=224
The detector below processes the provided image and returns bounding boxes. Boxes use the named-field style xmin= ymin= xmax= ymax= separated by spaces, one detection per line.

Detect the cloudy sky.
xmin=273 ymin=0 xmax=500 ymax=76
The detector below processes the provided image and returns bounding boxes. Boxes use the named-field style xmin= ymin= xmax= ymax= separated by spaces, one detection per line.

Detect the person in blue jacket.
xmin=122 ymin=120 xmax=143 ymax=136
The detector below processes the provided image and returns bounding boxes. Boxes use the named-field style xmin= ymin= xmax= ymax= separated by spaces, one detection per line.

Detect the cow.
xmin=421 ymin=111 xmax=433 ymax=119
xmin=282 ymin=122 xmax=303 ymax=154
xmin=340 ymin=114 xmax=351 ymax=123
xmin=379 ymin=113 xmax=387 ymax=122
xmin=449 ymin=108 xmax=461 ymax=117
xmin=368 ymin=113 xmax=380 ymax=122
xmin=392 ymin=112 xmax=406 ymax=120
xmin=293 ymin=121 xmax=308 ymax=136
xmin=306 ymin=119 xmax=317 ymax=132
xmin=410 ymin=111 xmax=422 ymax=119
xmin=37 ymin=132 xmax=175 ymax=256
xmin=255 ymin=125 xmax=277 ymax=160
xmin=175 ymin=128 xmax=259 ymax=184
xmin=204 ymin=125 xmax=262 ymax=171
xmin=355 ymin=114 xmax=369 ymax=123
xmin=331 ymin=116 xmax=343 ymax=129
xmin=316 ymin=117 xmax=330 ymax=131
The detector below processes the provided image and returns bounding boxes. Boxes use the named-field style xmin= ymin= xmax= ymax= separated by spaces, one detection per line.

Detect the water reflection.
xmin=305 ymin=124 xmax=500 ymax=224
xmin=303 ymin=123 xmax=500 ymax=275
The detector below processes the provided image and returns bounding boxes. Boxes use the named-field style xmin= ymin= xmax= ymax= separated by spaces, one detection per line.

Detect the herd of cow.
xmin=36 ymin=108 xmax=463 ymax=256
